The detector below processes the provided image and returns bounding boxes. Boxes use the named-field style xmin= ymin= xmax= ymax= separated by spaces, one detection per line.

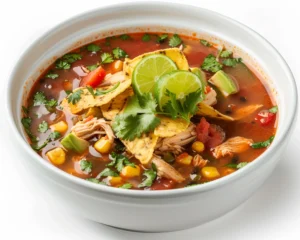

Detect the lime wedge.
xmin=154 ymin=70 xmax=203 ymax=110
xmin=132 ymin=54 xmax=177 ymax=95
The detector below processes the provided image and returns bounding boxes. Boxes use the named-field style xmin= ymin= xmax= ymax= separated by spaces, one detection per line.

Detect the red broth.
xmin=22 ymin=33 xmax=277 ymax=190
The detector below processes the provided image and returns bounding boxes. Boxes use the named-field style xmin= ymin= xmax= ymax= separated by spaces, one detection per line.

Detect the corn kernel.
xmin=176 ymin=153 xmax=193 ymax=165
xmin=46 ymin=147 xmax=66 ymax=165
xmin=222 ymin=167 xmax=236 ymax=176
xmin=121 ymin=165 xmax=141 ymax=178
xmin=112 ymin=60 xmax=123 ymax=73
xmin=50 ymin=121 xmax=68 ymax=134
xmin=201 ymin=167 xmax=220 ymax=179
xmin=94 ymin=137 xmax=112 ymax=154
xmin=192 ymin=141 xmax=205 ymax=153
xmin=183 ymin=45 xmax=192 ymax=54
xmin=108 ymin=176 xmax=123 ymax=186
xmin=85 ymin=107 xmax=102 ymax=118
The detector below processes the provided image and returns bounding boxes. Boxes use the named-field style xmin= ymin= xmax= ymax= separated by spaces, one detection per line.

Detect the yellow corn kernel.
xmin=107 ymin=176 xmax=123 ymax=186
xmin=112 ymin=60 xmax=123 ymax=73
xmin=50 ymin=121 xmax=68 ymax=134
xmin=192 ymin=141 xmax=205 ymax=153
xmin=222 ymin=167 xmax=236 ymax=176
xmin=46 ymin=147 xmax=66 ymax=165
xmin=94 ymin=137 xmax=112 ymax=154
xmin=85 ymin=107 xmax=102 ymax=118
xmin=183 ymin=45 xmax=192 ymax=54
xmin=121 ymin=165 xmax=141 ymax=178
xmin=201 ymin=167 xmax=220 ymax=179
xmin=176 ymin=153 xmax=193 ymax=165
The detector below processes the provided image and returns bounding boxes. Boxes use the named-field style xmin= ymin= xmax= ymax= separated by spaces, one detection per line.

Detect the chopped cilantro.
xmin=119 ymin=183 xmax=133 ymax=189
xmin=112 ymin=93 xmax=160 ymax=140
xmin=87 ymin=82 xmax=120 ymax=98
xmin=67 ymin=89 xmax=83 ymax=104
xmin=251 ymin=136 xmax=275 ymax=149
xmin=163 ymin=88 xmax=204 ymax=122
xmin=156 ymin=34 xmax=168 ymax=43
xmin=48 ymin=131 xmax=61 ymax=140
xmin=86 ymin=178 xmax=100 ymax=183
xmin=142 ymin=33 xmax=151 ymax=42
xmin=31 ymin=131 xmax=61 ymax=152
xmin=201 ymin=54 xmax=223 ymax=73
xmin=138 ymin=169 xmax=157 ymax=188
xmin=220 ymin=50 xmax=232 ymax=58
xmin=114 ymin=140 xmax=126 ymax=152
xmin=107 ymin=152 xmax=135 ymax=172
xmin=62 ymin=53 xmax=82 ymax=63
xmin=45 ymin=71 xmax=59 ymax=79
xmin=38 ymin=121 xmax=48 ymax=133
xmin=96 ymin=168 xmax=119 ymax=179
xmin=86 ymin=64 xmax=99 ymax=71
xmin=22 ymin=106 xmax=29 ymax=115
xmin=169 ymin=34 xmax=182 ymax=47
xmin=112 ymin=47 xmax=128 ymax=59
xmin=226 ymin=162 xmax=248 ymax=169
xmin=222 ymin=57 xmax=242 ymax=67
xmin=86 ymin=44 xmax=101 ymax=52
xmin=21 ymin=117 xmax=37 ymax=143
xmin=269 ymin=106 xmax=278 ymax=113
xmin=33 ymin=92 xmax=46 ymax=106
xmin=55 ymin=60 xmax=71 ymax=70
xmin=80 ymin=159 xmax=93 ymax=174
xmin=200 ymin=39 xmax=211 ymax=47
xmin=119 ymin=34 xmax=131 ymax=40
xmin=100 ymin=52 xmax=114 ymax=64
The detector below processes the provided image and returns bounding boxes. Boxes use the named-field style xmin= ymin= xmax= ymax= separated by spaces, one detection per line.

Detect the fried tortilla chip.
xmin=61 ymin=78 xmax=131 ymax=114
xmin=154 ymin=117 xmax=190 ymax=138
xmin=121 ymin=133 xmax=159 ymax=165
xmin=196 ymin=102 xmax=234 ymax=121
xmin=123 ymin=48 xmax=189 ymax=78
xmin=100 ymin=88 xmax=133 ymax=120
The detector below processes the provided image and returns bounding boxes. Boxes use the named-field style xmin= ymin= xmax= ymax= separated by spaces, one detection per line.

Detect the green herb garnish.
xmin=86 ymin=82 xmax=120 ymax=98
xmin=226 ymin=162 xmax=248 ymax=169
xmin=169 ymin=34 xmax=182 ymax=47
xmin=45 ymin=71 xmax=59 ymax=79
xmin=142 ymin=33 xmax=151 ymax=42
xmin=97 ymin=168 xmax=119 ymax=178
xmin=67 ymin=89 xmax=83 ymax=104
xmin=86 ymin=64 xmax=99 ymax=71
xmin=269 ymin=106 xmax=278 ymax=113
xmin=251 ymin=136 xmax=275 ymax=149
xmin=100 ymin=52 xmax=114 ymax=64
xmin=112 ymin=47 xmax=128 ymax=59
xmin=119 ymin=183 xmax=133 ymax=189
xmin=200 ymin=39 xmax=211 ymax=47
xmin=86 ymin=178 xmax=100 ymax=183
xmin=80 ymin=159 xmax=93 ymax=174
xmin=220 ymin=50 xmax=232 ymax=58
xmin=38 ymin=121 xmax=48 ymax=133
xmin=119 ymin=34 xmax=131 ymax=40
xmin=222 ymin=58 xmax=242 ymax=67
xmin=201 ymin=54 xmax=223 ymax=73
xmin=107 ymin=152 xmax=135 ymax=172
xmin=31 ymin=131 xmax=61 ymax=152
xmin=138 ymin=169 xmax=157 ymax=188
xmin=156 ymin=34 xmax=168 ymax=43
xmin=86 ymin=44 xmax=101 ymax=52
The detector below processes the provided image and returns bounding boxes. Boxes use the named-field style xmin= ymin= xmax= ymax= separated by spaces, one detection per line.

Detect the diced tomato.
xmin=80 ymin=66 xmax=106 ymax=88
xmin=196 ymin=117 xmax=225 ymax=149
xmin=205 ymin=86 xmax=211 ymax=94
xmin=151 ymin=178 xmax=175 ymax=190
xmin=255 ymin=110 xmax=275 ymax=126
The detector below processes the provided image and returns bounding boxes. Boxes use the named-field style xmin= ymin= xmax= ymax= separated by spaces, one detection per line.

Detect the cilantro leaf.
xmin=220 ymin=50 xmax=232 ymax=58
xmin=269 ymin=106 xmax=278 ymax=113
xmin=156 ymin=34 xmax=168 ymax=43
xmin=87 ymin=82 xmax=120 ymax=98
xmin=251 ymin=136 xmax=275 ymax=149
xmin=21 ymin=117 xmax=37 ymax=142
xmin=169 ymin=34 xmax=182 ymax=47
xmin=138 ymin=169 xmax=157 ymax=188
xmin=163 ymin=89 xmax=204 ymax=121
xmin=142 ymin=33 xmax=151 ymax=42
xmin=33 ymin=92 xmax=46 ymax=106
xmin=107 ymin=152 xmax=135 ymax=172
xmin=119 ymin=34 xmax=131 ymax=40
xmin=119 ymin=183 xmax=132 ymax=189
xmin=86 ymin=64 xmax=99 ymax=71
xmin=201 ymin=54 xmax=223 ymax=73
xmin=38 ymin=121 xmax=48 ymax=133
xmin=96 ymin=168 xmax=119 ymax=179
xmin=22 ymin=106 xmax=29 ymax=115
xmin=112 ymin=47 xmax=128 ymax=59
xmin=222 ymin=58 xmax=242 ymax=67
xmin=55 ymin=60 xmax=71 ymax=70
xmin=86 ymin=178 xmax=100 ymax=183
xmin=62 ymin=53 xmax=82 ymax=63
xmin=200 ymin=39 xmax=211 ymax=47
xmin=80 ymin=159 xmax=93 ymax=173
xmin=86 ymin=44 xmax=101 ymax=52
xmin=100 ymin=53 xmax=114 ymax=64
xmin=48 ymin=131 xmax=61 ymax=140
xmin=226 ymin=162 xmax=248 ymax=169
xmin=45 ymin=71 xmax=59 ymax=79
xmin=31 ymin=131 xmax=61 ymax=152
xmin=67 ymin=89 xmax=83 ymax=104
xmin=114 ymin=140 xmax=126 ymax=152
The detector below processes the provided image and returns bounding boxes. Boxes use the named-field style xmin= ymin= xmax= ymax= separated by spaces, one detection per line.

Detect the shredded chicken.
xmin=155 ymin=124 xmax=196 ymax=155
xmin=151 ymin=155 xmax=185 ymax=183
xmin=212 ymin=136 xmax=253 ymax=159
xmin=100 ymin=71 xmax=126 ymax=87
xmin=192 ymin=154 xmax=208 ymax=168
xmin=71 ymin=117 xmax=115 ymax=141
xmin=203 ymin=88 xmax=217 ymax=106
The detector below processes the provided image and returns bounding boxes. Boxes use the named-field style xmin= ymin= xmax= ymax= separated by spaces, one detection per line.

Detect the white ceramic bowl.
xmin=6 ymin=2 xmax=298 ymax=232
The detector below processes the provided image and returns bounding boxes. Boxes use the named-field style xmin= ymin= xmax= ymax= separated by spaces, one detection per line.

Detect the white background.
xmin=1 ymin=0 xmax=299 ymax=239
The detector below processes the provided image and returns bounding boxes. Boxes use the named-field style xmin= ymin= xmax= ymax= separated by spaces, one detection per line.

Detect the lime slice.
xmin=132 ymin=54 xmax=177 ymax=95
xmin=154 ymin=70 xmax=203 ymax=110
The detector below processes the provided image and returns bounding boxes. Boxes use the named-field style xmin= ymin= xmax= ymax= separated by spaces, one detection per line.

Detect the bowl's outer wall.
xmin=6 ymin=3 xmax=297 ymax=231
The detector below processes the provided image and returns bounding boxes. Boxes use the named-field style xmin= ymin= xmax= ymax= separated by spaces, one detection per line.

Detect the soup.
xmin=21 ymin=33 xmax=277 ymax=190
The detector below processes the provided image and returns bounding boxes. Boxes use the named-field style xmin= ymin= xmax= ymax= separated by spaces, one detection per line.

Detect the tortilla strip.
xmin=154 ymin=116 xmax=190 ymax=138
xmin=61 ymin=78 xmax=131 ymax=114
xmin=196 ymin=102 xmax=234 ymax=121
xmin=121 ymin=133 xmax=159 ymax=165
xmin=100 ymin=88 xmax=133 ymax=120
xmin=232 ymin=104 xmax=263 ymax=120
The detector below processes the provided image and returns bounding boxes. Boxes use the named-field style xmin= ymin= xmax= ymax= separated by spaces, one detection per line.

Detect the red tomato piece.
xmin=151 ymin=178 xmax=175 ymax=190
xmin=255 ymin=110 xmax=275 ymax=126
xmin=196 ymin=117 xmax=225 ymax=149
xmin=80 ymin=66 xmax=106 ymax=88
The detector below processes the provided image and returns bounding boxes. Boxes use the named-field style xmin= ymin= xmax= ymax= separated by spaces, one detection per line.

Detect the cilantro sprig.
xmin=80 ymin=159 xmax=93 ymax=174
xmin=33 ymin=92 xmax=57 ymax=112
xmin=251 ymin=136 xmax=275 ymax=149
xmin=201 ymin=54 xmax=223 ymax=73
xmin=112 ymin=47 xmax=128 ymax=59
xmin=107 ymin=152 xmax=135 ymax=172
xmin=86 ymin=82 xmax=120 ymax=98
xmin=138 ymin=164 xmax=157 ymax=188
xmin=169 ymin=34 xmax=182 ymax=47
xmin=56 ymin=53 xmax=82 ymax=70
xmin=67 ymin=89 xmax=83 ymax=104
xmin=226 ymin=162 xmax=248 ymax=169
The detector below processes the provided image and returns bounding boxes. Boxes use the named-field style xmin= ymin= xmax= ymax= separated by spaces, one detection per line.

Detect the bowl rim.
xmin=5 ymin=1 xmax=298 ymax=198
